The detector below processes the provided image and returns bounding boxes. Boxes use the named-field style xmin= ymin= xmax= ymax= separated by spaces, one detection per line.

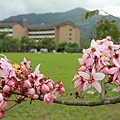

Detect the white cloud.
xmin=0 ymin=0 xmax=120 ymax=20
xmin=0 ymin=0 xmax=28 ymax=19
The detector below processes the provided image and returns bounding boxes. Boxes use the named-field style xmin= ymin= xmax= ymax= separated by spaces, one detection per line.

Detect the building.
xmin=28 ymin=21 xmax=80 ymax=45
xmin=0 ymin=21 xmax=80 ymax=45
xmin=28 ymin=24 xmax=55 ymax=41
xmin=0 ymin=20 xmax=28 ymax=40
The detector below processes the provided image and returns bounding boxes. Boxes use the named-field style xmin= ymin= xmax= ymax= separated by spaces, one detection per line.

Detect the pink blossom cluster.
xmin=73 ymin=36 xmax=120 ymax=94
xmin=0 ymin=55 xmax=65 ymax=119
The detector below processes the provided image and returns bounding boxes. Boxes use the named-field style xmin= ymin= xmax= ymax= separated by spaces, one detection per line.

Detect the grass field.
xmin=1 ymin=53 xmax=120 ymax=120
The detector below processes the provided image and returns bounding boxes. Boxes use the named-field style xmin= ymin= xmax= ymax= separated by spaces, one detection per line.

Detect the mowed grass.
xmin=1 ymin=53 xmax=120 ymax=120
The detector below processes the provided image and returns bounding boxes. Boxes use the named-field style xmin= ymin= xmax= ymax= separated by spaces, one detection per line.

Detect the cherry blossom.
xmin=109 ymin=58 xmax=120 ymax=81
xmin=0 ymin=55 xmax=65 ymax=119
xmin=21 ymin=57 xmax=31 ymax=69
xmin=52 ymin=81 xmax=65 ymax=97
xmin=73 ymin=75 xmax=84 ymax=92
xmin=0 ymin=36 xmax=120 ymax=119
xmin=78 ymin=67 xmax=105 ymax=93
xmin=30 ymin=64 xmax=44 ymax=86
xmin=43 ymin=93 xmax=54 ymax=104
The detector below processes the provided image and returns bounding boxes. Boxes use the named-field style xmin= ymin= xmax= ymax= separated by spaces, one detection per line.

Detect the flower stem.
xmin=100 ymin=79 xmax=105 ymax=100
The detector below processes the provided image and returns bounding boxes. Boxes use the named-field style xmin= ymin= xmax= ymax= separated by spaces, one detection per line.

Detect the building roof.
xmin=0 ymin=20 xmax=28 ymax=28
xmin=0 ymin=20 xmax=80 ymax=30
xmin=28 ymin=23 xmax=55 ymax=30
xmin=55 ymin=21 xmax=80 ymax=29
xmin=28 ymin=21 xmax=80 ymax=30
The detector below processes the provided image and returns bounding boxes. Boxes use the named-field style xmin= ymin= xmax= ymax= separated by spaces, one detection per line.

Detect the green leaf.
xmin=111 ymin=20 xmax=116 ymax=23
xmin=85 ymin=12 xmax=89 ymax=19
xmin=95 ymin=10 xmax=99 ymax=15
xmin=89 ymin=11 xmax=96 ymax=17
xmin=81 ymin=14 xmax=86 ymax=20
xmin=82 ymin=10 xmax=99 ymax=20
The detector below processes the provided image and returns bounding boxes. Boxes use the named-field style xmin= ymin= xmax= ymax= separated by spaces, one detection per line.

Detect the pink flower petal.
xmin=116 ymin=50 xmax=120 ymax=54
xmin=109 ymin=67 xmax=118 ymax=74
xmin=93 ymin=73 xmax=105 ymax=80
xmin=92 ymin=81 xmax=101 ymax=93
xmin=74 ymin=80 xmax=81 ymax=88
xmin=83 ymin=81 xmax=91 ymax=91
xmin=91 ymin=39 xmax=96 ymax=47
xmin=113 ymin=58 xmax=120 ymax=67
xmin=34 ymin=64 xmax=41 ymax=73
xmin=78 ymin=58 xmax=83 ymax=64
xmin=116 ymin=86 xmax=120 ymax=92
xmin=92 ymin=67 xmax=96 ymax=76
xmin=78 ymin=72 xmax=90 ymax=79
xmin=113 ymin=72 xmax=119 ymax=80
xmin=77 ymin=84 xmax=83 ymax=92
xmin=118 ymin=73 xmax=120 ymax=80
xmin=86 ymin=58 xmax=94 ymax=66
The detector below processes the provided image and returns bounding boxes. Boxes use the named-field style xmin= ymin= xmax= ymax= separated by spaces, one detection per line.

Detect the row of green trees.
xmin=0 ymin=33 xmax=81 ymax=53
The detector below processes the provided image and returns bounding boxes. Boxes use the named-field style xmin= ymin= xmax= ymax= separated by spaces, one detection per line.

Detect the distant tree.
xmin=79 ymin=41 xmax=88 ymax=51
xmin=57 ymin=42 xmax=68 ymax=52
xmin=20 ymin=36 xmax=36 ymax=52
xmin=95 ymin=19 xmax=120 ymax=42
xmin=36 ymin=40 xmax=42 ymax=51
xmin=0 ymin=32 xmax=8 ymax=39
xmin=82 ymin=10 xmax=120 ymax=45
xmin=20 ymin=36 xmax=29 ymax=52
xmin=2 ymin=36 xmax=20 ymax=52
xmin=40 ymin=37 xmax=56 ymax=51
xmin=65 ymin=43 xmax=80 ymax=53
xmin=0 ymin=32 xmax=8 ymax=51
xmin=27 ymin=38 xmax=37 ymax=50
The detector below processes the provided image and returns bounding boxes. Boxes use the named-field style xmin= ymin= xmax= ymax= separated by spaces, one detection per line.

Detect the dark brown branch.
xmin=53 ymin=96 xmax=120 ymax=106
xmin=9 ymin=90 xmax=120 ymax=107
xmin=101 ymin=9 xmax=120 ymax=20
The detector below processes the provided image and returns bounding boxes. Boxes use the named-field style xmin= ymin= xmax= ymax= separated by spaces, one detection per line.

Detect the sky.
xmin=0 ymin=0 xmax=120 ymax=20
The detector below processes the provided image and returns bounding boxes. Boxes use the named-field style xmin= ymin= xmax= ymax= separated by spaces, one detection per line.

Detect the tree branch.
xmin=53 ymin=96 xmax=120 ymax=106
xmin=10 ymin=90 xmax=120 ymax=107
xmin=101 ymin=9 xmax=120 ymax=20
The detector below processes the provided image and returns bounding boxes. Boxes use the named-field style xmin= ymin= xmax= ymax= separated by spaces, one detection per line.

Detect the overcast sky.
xmin=0 ymin=0 xmax=120 ymax=20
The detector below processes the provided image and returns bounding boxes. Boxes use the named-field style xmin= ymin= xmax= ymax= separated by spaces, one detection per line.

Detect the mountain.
xmin=3 ymin=7 xmax=104 ymax=41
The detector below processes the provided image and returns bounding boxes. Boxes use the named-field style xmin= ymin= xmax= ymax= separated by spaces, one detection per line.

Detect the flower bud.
xmin=106 ymin=36 xmax=111 ymax=41
xmin=59 ymin=87 xmax=65 ymax=94
xmin=43 ymin=93 xmax=53 ymax=104
xmin=41 ymin=84 xmax=50 ymax=94
xmin=23 ymin=80 xmax=31 ymax=88
xmin=28 ymin=88 xmax=35 ymax=95
xmin=0 ymin=94 xmax=3 ymax=103
xmin=58 ymin=81 xmax=63 ymax=86
xmin=3 ymin=85 xmax=10 ymax=93
xmin=33 ymin=94 xmax=39 ymax=99
xmin=46 ymin=82 xmax=53 ymax=90
xmin=0 ymin=111 xmax=4 ymax=119
xmin=102 ymin=67 xmax=109 ymax=75
xmin=79 ymin=66 xmax=87 ymax=72
xmin=0 ymin=101 xmax=8 ymax=111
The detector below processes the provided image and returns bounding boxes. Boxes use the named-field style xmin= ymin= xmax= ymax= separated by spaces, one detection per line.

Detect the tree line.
xmin=0 ymin=32 xmax=85 ymax=53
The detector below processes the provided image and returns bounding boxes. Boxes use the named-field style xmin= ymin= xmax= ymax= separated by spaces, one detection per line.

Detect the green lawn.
xmin=1 ymin=53 xmax=120 ymax=120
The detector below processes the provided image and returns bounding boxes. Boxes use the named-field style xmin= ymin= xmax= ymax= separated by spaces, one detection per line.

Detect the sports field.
xmin=2 ymin=53 xmax=120 ymax=120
